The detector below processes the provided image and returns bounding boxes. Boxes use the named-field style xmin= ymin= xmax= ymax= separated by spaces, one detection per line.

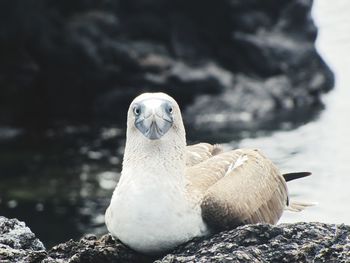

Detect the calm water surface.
xmin=0 ymin=0 xmax=349 ymax=247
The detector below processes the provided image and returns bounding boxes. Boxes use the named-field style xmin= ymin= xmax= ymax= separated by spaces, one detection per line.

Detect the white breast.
xmin=106 ymin=169 xmax=208 ymax=255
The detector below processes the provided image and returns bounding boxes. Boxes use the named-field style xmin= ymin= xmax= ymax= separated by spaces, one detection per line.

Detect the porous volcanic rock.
xmin=1 ymin=216 xmax=349 ymax=263
xmin=158 ymin=223 xmax=350 ymax=263
xmin=0 ymin=216 xmax=46 ymax=262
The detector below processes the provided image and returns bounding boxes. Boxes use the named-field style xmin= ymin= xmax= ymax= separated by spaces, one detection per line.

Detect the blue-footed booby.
xmin=105 ymin=92 xmax=312 ymax=255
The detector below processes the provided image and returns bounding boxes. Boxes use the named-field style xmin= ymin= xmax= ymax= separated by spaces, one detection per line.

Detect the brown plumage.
xmin=186 ymin=143 xmax=224 ymax=166
xmin=185 ymin=144 xmax=307 ymax=230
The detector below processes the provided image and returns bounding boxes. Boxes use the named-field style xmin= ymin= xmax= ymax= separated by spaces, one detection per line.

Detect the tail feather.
xmin=283 ymin=172 xmax=314 ymax=212
xmin=283 ymin=172 xmax=311 ymax=182
xmin=285 ymin=201 xmax=316 ymax=212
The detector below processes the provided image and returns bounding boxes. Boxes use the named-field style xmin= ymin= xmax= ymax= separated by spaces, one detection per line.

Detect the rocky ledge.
xmin=1 ymin=217 xmax=349 ymax=263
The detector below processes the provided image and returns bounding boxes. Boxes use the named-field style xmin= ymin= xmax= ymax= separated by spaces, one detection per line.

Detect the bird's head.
xmin=126 ymin=92 xmax=185 ymax=142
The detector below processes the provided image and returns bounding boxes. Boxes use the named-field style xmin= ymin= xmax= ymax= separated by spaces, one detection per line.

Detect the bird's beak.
xmin=134 ymin=100 xmax=173 ymax=140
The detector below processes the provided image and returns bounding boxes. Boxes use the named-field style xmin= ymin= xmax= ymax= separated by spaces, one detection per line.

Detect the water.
xmin=0 ymin=0 xmax=349 ymax=248
xmin=0 ymin=126 xmax=125 ymax=247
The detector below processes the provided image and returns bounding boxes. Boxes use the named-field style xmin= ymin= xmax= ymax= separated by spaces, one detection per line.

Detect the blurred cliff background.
xmin=0 ymin=0 xmax=348 ymax=248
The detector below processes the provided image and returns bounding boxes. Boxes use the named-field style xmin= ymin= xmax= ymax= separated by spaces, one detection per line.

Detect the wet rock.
xmin=184 ymin=0 xmax=334 ymax=133
xmin=185 ymin=72 xmax=325 ymax=134
xmin=0 ymin=0 xmax=334 ymax=132
xmin=0 ymin=216 xmax=46 ymax=262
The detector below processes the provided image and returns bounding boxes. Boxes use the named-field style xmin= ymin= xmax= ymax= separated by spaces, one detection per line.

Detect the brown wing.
xmin=186 ymin=143 xmax=224 ymax=167
xmin=199 ymin=148 xmax=288 ymax=230
xmin=185 ymin=148 xmax=288 ymax=230
xmin=186 ymin=150 xmax=243 ymax=194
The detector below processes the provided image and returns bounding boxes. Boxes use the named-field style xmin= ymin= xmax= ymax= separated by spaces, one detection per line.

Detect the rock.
xmin=184 ymin=0 xmax=334 ymax=133
xmin=157 ymin=223 xmax=350 ymax=263
xmin=0 ymin=216 xmax=46 ymax=262
xmin=43 ymin=234 xmax=152 ymax=263
xmin=1 ymin=217 xmax=349 ymax=262
xmin=0 ymin=0 xmax=334 ymax=131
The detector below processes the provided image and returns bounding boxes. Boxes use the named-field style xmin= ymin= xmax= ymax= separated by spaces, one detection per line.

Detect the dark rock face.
xmin=1 ymin=217 xmax=349 ymax=263
xmin=0 ymin=0 xmax=333 ymax=132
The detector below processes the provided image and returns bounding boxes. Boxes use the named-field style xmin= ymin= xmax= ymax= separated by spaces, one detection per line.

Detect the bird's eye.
xmin=167 ymin=105 xmax=173 ymax=115
xmin=133 ymin=106 xmax=141 ymax=116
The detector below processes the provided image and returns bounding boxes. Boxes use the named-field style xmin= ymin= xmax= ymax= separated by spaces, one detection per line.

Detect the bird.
xmin=105 ymin=92 xmax=312 ymax=255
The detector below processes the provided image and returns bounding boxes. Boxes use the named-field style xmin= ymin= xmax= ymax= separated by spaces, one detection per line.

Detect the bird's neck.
xmin=121 ymin=136 xmax=187 ymax=188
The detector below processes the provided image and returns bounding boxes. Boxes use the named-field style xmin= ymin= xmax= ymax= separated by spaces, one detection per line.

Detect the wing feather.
xmin=198 ymin=149 xmax=288 ymax=230
xmin=186 ymin=150 xmax=243 ymax=194
xmin=186 ymin=143 xmax=224 ymax=166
